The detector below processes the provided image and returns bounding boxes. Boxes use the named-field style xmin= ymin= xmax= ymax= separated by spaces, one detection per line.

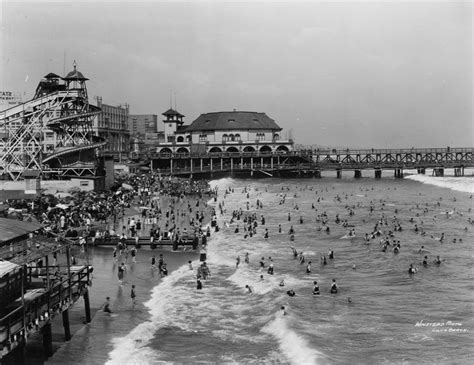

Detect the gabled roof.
xmin=185 ymin=111 xmax=282 ymax=132
xmin=162 ymin=108 xmax=184 ymax=118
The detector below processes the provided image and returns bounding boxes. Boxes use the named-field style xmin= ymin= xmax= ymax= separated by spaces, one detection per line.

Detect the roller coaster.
xmin=0 ymin=63 xmax=105 ymax=180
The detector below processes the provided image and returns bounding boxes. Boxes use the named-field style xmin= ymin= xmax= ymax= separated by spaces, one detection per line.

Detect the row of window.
xmin=222 ymin=134 xmax=241 ymax=141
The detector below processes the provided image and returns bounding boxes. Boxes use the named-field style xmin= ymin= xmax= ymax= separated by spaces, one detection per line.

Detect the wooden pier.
xmin=150 ymin=147 xmax=473 ymax=178
xmin=0 ymin=218 xmax=93 ymax=363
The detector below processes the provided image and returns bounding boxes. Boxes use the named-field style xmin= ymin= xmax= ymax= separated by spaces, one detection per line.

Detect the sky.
xmin=1 ymin=0 xmax=472 ymax=148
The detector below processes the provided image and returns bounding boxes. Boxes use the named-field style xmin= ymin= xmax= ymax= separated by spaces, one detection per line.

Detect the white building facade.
xmin=156 ymin=110 xmax=293 ymax=155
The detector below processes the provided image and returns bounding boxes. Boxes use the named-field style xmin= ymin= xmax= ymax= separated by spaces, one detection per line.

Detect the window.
xmin=222 ymin=134 xmax=228 ymax=142
xmin=257 ymin=133 xmax=265 ymax=141
xmin=199 ymin=134 xmax=207 ymax=142
xmin=235 ymin=134 xmax=241 ymax=141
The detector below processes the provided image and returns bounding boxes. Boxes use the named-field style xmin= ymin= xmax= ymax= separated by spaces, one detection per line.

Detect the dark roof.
xmin=176 ymin=125 xmax=189 ymax=132
xmin=185 ymin=111 xmax=282 ymax=132
xmin=162 ymin=108 xmax=184 ymax=118
xmin=44 ymin=72 xmax=61 ymax=79
xmin=0 ymin=218 xmax=43 ymax=245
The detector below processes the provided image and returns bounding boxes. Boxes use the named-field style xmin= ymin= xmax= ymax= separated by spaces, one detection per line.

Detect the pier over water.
xmin=150 ymin=147 xmax=473 ymax=178
xmin=0 ymin=219 xmax=93 ymax=363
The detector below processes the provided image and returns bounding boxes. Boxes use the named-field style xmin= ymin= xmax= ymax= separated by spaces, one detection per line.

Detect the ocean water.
xmin=106 ymin=172 xmax=473 ymax=365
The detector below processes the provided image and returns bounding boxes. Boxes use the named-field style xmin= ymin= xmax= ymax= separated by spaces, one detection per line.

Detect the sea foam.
xmin=262 ymin=312 xmax=326 ymax=365
xmin=405 ymin=174 xmax=474 ymax=194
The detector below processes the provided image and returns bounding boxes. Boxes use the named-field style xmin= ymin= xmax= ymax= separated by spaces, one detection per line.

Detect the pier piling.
xmin=394 ymin=168 xmax=404 ymax=178
xmin=62 ymin=309 xmax=71 ymax=341
xmin=336 ymin=169 xmax=342 ymax=179
xmin=41 ymin=322 xmax=53 ymax=358
xmin=84 ymin=288 xmax=92 ymax=323
xmin=354 ymin=169 xmax=362 ymax=178
xmin=374 ymin=169 xmax=382 ymax=179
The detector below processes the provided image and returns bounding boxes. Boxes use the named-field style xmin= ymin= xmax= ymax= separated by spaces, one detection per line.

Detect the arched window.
xmin=177 ymin=136 xmax=184 ymax=142
xmin=235 ymin=134 xmax=241 ymax=141
xmin=229 ymin=134 xmax=235 ymax=141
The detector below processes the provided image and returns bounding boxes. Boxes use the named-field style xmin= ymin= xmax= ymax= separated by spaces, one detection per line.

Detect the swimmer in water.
xmin=312 ymin=281 xmax=320 ymax=295
xmin=279 ymin=279 xmax=285 ymax=287
xmin=280 ymin=306 xmax=287 ymax=316
xmin=408 ymin=264 xmax=417 ymax=275
xmin=245 ymin=285 xmax=253 ymax=293
xmin=330 ymin=279 xmax=338 ymax=294
xmin=103 ymin=297 xmax=112 ymax=313
xmin=321 ymin=255 xmax=327 ymax=265
xmin=287 ymin=289 xmax=296 ymax=297
xmin=423 ymin=256 xmax=428 ymax=267
xmin=434 ymin=256 xmax=442 ymax=265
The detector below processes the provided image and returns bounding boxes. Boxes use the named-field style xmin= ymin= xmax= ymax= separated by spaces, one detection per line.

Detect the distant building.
xmin=128 ymin=114 xmax=161 ymax=156
xmin=128 ymin=114 xmax=158 ymax=138
xmin=155 ymin=109 xmax=293 ymax=155
xmin=93 ymin=97 xmax=130 ymax=161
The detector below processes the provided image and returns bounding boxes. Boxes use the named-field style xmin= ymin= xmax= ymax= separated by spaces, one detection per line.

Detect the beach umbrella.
xmin=121 ymin=183 xmax=133 ymax=191
xmin=55 ymin=192 xmax=73 ymax=198
xmin=55 ymin=203 xmax=70 ymax=210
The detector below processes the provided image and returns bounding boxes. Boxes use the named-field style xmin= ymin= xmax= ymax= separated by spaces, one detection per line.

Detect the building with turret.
xmin=155 ymin=109 xmax=293 ymax=155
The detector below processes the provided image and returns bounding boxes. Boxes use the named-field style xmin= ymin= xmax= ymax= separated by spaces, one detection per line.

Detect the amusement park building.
xmin=155 ymin=109 xmax=293 ymax=155
xmin=0 ymin=63 xmax=105 ymax=180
